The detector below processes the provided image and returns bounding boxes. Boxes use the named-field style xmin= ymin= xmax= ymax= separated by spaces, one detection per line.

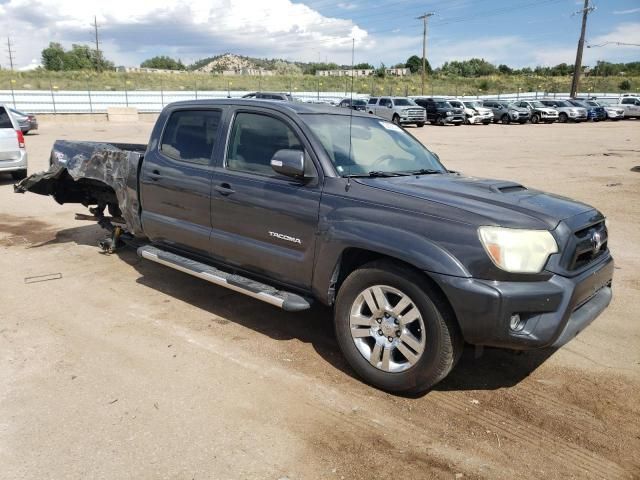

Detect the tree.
xmin=619 ymin=79 xmax=631 ymax=91
xmin=354 ymin=63 xmax=374 ymax=70
xmin=375 ymin=62 xmax=386 ymax=78
xmin=41 ymin=42 xmax=113 ymax=71
xmin=498 ymin=64 xmax=512 ymax=75
xmin=41 ymin=42 xmax=66 ymax=71
xmin=405 ymin=55 xmax=431 ymax=74
xmin=141 ymin=55 xmax=186 ymax=70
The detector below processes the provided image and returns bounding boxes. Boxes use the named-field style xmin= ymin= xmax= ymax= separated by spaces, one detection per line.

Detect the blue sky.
xmin=1 ymin=0 xmax=638 ymax=69
xmin=300 ymin=0 xmax=640 ymax=67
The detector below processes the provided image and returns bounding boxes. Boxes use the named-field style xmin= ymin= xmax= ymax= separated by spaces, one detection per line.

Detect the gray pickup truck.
xmin=366 ymin=97 xmax=426 ymax=127
xmin=16 ymin=99 xmax=613 ymax=393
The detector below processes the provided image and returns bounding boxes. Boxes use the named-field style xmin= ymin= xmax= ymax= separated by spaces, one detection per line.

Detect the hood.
xmin=354 ymin=174 xmax=594 ymax=229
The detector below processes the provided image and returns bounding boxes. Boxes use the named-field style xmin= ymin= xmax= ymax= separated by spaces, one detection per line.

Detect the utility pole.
xmin=570 ymin=0 xmax=594 ymax=98
xmin=93 ymin=16 xmax=101 ymax=72
xmin=416 ymin=12 xmax=434 ymax=96
xmin=7 ymin=37 xmax=15 ymax=71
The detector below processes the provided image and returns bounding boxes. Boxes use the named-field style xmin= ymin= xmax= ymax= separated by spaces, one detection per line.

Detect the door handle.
xmin=148 ymin=168 xmax=161 ymax=181
xmin=214 ymin=183 xmax=235 ymax=196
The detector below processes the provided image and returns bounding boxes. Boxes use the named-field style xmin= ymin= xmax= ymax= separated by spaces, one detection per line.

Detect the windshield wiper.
xmin=344 ymin=171 xmax=408 ymax=178
xmin=401 ymin=168 xmax=444 ymax=175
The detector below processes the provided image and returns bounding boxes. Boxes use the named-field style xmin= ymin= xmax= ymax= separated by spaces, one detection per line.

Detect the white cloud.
xmin=0 ymin=0 xmax=370 ymax=67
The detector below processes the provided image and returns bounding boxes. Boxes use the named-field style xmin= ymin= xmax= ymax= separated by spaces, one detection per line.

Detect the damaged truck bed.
xmin=15 ymin=140 xmax=147 ymax=237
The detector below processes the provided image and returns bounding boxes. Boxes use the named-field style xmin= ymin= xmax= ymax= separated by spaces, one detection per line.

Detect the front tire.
xmin=392 ymin=115 xmax=401 ymax=126
xmin=501 ymin=114 xmax=510 ymax=125
xmin=531 ymin=114 xmax=540 ymax=124
xmin=416 ymin=122 xmax=425 ymax=128
xmin=559 ymin=112 xmax=568 ymax=123
xmin=334 ymin=261 xmax=462 ymax=393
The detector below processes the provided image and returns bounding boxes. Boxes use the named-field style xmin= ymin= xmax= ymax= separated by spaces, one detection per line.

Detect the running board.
xmin=137 ymin=245 xmax=311 ymax=312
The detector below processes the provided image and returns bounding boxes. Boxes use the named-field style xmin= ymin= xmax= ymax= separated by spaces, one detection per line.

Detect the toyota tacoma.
xmin=16 ymin=100 xmax=613 ymax=393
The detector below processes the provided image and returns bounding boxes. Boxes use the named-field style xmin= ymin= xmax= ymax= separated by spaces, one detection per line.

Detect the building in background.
xmin=316 ymin=69 xmax=374 ymax=77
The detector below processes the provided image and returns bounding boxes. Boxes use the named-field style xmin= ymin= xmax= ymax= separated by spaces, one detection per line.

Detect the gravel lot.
xmin=1 ymin=118 xmax=639 ymax=479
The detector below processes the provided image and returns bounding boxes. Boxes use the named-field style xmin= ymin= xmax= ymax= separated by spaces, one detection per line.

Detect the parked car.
xmin=338 ymin=98 xmax=367 ymax=111
xmin=8 ymin=108 xmax=38 ymax=134
xmin=539 ymin=100 xmax=587 ymax=123
xmin=514 ymin=100 xmax=559 ymax=124
xmin=16 ymin=99 xmax=614 ymax=393
xmin=0 ymin=104 xmax=28 ymax=180
xmin=618 ymin=96 xmax=640 ymax=118
xmin=242 ymin=92 xmax=294 ymax=101
xmin=482 ymin=100 xmax=530 ymax=124
xmin=593 ymin=99 xmax=625 ymax=121
xmin=367 ymin=97 xmax=426 ymax=127
xmin=567 ymin=99 xmax=606 ymax=122
xmin=448 ymin=99 xmax=492 ymax=125
xmin=413 ymin=97 xmax=464 ymax=126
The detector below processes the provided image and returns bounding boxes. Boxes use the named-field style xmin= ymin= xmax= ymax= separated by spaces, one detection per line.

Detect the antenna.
xmin=346 ymin=37 xmax=355 ymax=190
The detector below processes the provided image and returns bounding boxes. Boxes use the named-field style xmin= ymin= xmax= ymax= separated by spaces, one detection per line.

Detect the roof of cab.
xmin=165 ymin=98 xmax=371 ymax=118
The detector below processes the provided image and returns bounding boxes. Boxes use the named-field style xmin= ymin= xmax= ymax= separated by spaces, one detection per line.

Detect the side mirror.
xmin=271 ymin=149 xmax=305 ymax=179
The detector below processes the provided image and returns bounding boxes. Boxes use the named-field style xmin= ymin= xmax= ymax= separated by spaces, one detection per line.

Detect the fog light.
xmin=509 ymin=314 xmax=525 ymax=332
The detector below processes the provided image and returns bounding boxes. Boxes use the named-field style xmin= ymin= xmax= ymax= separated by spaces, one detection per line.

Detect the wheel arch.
xmin=329 ymin=248 xmax=464 ymax=347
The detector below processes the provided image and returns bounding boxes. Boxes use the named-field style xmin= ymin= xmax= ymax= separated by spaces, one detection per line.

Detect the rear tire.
xmin=334 ymin=260 xmax=462 ymax=394
xmin=559 ymin=112 xmax=568 ymax=123
xmin=416 ymin=122 xmax=425 ymax=128
xmin=11 ymin=169 xmax=27 ymax=181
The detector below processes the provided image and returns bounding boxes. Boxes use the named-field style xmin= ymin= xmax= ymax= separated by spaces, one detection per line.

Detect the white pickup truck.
xmin=366 ymin=97 xmax=426 ymax=127
xmin=0 ymin=104 xmax=28 ymax=180
xmin=618 ymin=96 xmax=640 ymax=118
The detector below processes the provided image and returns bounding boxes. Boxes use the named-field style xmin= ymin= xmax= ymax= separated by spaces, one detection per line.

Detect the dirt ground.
xmin=1 ymin=117 xmax=639 ymax=479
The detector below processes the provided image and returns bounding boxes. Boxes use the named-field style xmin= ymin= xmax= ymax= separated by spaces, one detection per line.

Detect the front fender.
xmin=311 ymin=219 xmax=470 ymax=304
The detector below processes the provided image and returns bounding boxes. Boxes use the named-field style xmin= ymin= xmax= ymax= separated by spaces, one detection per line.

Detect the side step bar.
xmin=137 ymin=245 xmax=311 ymax=312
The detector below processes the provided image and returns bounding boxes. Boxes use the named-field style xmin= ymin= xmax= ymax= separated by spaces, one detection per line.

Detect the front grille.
xmin=569 ymin=221 xmax=608 ymax=270
xmin=407 ymin=109 xmax=424 ymax=116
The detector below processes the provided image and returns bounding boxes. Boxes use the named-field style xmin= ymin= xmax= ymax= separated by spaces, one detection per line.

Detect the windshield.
xmin=303 ymin=114 xmax=445 ymax=176
xmin=554 ymin=101 xmax=571 ymax=107
xmin=353 ymin=99 xmax=366 ymax=106
xmin=530 ymin=101 xmax=546 ymax=108
xmin=464 ymin=101 xmax=482 ymax=109
xmin=505 ymin=103 xmax=520 ymax=109
xmin=436 ymin=101 xmax=452 ymax=108
xmin=585 ymin=101 xmax=598 ymax=106
xmin=393 ymin=98 xmax=412 ymax=106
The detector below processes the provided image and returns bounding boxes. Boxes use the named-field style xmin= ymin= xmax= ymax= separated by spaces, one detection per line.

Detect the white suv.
xmin=0 ymin=104 xmax=28 ymax=180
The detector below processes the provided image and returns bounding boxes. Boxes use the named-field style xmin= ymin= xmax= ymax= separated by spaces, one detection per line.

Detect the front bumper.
xmin=0 ymin=149 xmax=28 ymax=173
xmin=468 ymin=114 xmax=492 ymax=124
xmin=431 ymin=254 xmax=614 ymax=349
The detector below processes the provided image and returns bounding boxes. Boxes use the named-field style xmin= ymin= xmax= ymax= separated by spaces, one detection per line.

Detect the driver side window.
xmin=226 ymin=112 xmax=303 ymax=177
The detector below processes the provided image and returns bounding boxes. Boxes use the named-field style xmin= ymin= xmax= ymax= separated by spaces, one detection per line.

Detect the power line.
xmin=587 ymin=41 xmax=640 ymax=48
xmin=416 ymin=12 xmax=434 ymax=95
xmin=570 ymin=0 xmax=595 ymax=98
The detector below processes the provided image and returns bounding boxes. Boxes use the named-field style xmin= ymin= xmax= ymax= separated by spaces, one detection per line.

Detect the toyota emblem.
xmin=591 ymin=230 xmax=603 ymax=253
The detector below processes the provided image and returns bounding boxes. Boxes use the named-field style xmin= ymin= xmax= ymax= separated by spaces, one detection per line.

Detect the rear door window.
xmin=379 ymin=98 xmax=391 ymax=107
xmin=0 ymin=107 xmax=13 ymax=128
xmin=160 ymin=109 xmax=222 ymax=164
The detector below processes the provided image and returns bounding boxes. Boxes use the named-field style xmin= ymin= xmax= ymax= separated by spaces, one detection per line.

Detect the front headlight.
xmin=446 ymin=111 xmax=453 ymax=116
xmin=478 ymin=226 xmax=558 ymax=273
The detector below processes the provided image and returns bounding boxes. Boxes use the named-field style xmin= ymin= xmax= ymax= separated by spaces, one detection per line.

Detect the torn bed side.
xmin=14 ymin=140 xmax=147 ymax=237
